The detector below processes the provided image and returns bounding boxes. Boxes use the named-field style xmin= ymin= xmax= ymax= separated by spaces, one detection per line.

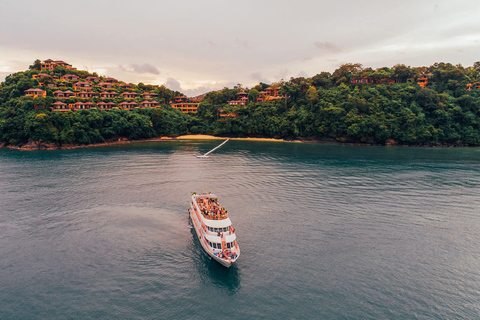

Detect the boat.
xmin=189 ymin=192 xmax=240 ymax=267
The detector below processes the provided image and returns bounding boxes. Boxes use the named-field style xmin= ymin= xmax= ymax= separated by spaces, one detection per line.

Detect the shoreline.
xmin=0 ymin=135 xmax=474 ymax=151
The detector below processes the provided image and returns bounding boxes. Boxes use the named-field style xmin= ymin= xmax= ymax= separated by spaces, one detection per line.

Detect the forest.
xmin=1 ymin=60 xmax=480 ymax=147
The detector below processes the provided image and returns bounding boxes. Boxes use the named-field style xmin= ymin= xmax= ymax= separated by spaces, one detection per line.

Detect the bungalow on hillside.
xmin=105 ymin=102 xmax=117 ymax=109
xmin=119 ymin=101 xmax=138 ymax=110
xmin=417 ymin=76 xmax=428 ymax=88
xmin=257 ymin=87 xmax=286 ymax=102
xmin=105 ymin=77 xmax=118 ymax=83
xmin=118 ymin=83 xmax=133 ymax=89
xmin=140 ymin=100 xmax=160 ymax=108
xmin=97 ymin=102 xmax=116 ymax=109
xmin=53 ymin=90 xmax=66 ymax=98
xmin=41 ymin=59 xmax=76 ymax=71
xmin=99 ymin=91 xmax=119 ymax=99
xmin=170 ymin=96 xmax=199 ymax=113
xmin=84 ymin=102 xmax=96 ymax=109
xmin=73 ymin=82 xmax=92 ymax=91
xmin=121 ymin=92 xmax=139 ymax=99
xmin=98 ymin=82 xmax=114 ymax=89
xmin=24 ymin=88 xmax=46 ymax=98
xmin=228 ymin=91 xmax=248 ymax=106
xmin=72 ymin=101 xmax=94 ymax=110
xmin=63 ymin=90 xmax=76 ymax=98
xmin=32 ymin=73 xmax=51 ymax=80
xmin=52 ymin=101 xmax=70 ymax=112
xmin=52 ymin=90 xmax=75 ymax=99
xmin=76 ymin=91 xmax=97 ymax=98
xmin=61 ymin=74 xmax=80 ymax=81
xmin=142 ymin=92 xmax=159 ymax=99
xmin=219 ymin=113 xmax=237 ymax=118
xmin=85 ymin=76 xmax=100 ymax=82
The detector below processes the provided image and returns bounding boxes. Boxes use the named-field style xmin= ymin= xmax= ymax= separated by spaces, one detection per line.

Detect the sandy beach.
xmin=175 ymin=135 xmax=302 ymax=143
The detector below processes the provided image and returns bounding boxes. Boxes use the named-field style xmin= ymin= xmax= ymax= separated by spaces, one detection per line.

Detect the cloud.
xmin=131 ymin=63 xmax=160 ymax=75
xmin=165 ymin=78 xmax=182 ymax=92
xmin=118 ymin=63 xmax=160 ymax=75
xmin=297 ymin=71 xmax=308 ymax=77
xmin=235 ymin=38 xmax=250 ymax=49
xmin=314 ymin=41 xmax=342 ymax=53
xmin=250 ymin=72 xmax=268 ymax=83
xmin=206 ymin=40 xmax=217 ymax=48
xmin=275 ymin=68 xmax=290 ymax=80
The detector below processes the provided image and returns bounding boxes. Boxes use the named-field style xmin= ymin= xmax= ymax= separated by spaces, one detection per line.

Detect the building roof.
xmin=52 ymin=101 xmax=66 ymax=105
xmin=25 ymin=88 xmax=45 ymax=93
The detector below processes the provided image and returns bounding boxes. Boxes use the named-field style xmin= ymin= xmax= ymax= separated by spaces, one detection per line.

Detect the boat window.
xmin=226 ymin=242 xmax=231 ymax=249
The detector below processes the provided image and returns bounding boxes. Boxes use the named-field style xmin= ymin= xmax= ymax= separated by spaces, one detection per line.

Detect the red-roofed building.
xmin=32 ymin=73 xmax=51 ymax=80
xmin=52 ymin=101 xmax=70 ymax=112
xmin=61 ymin=74 xmax=79 ymax=81
xmin=98 ymin=82 xmax=114 ymax=90
xmin=119 ymin=83 xmax=133 ymax=89
xmin=142 ymin=92 xmax=158 ymax=99
xmin=121 ymin=92 xmax=139 ymax=99
xmin=105 ymin=77 xmax=118 ymax=83
xmin=219 ymin=113 xmax=237 ymax=118
xmin=73 ymin=82 xmax=92 ymax=91
xmin=41 ymin=59 xmax=76 ymax=71
xmin=257 ymin=87 xmax=286 ymax=102
xmin=97 ymin=102 xmax=108 ymax=110
xmin=417 ymin=76 xmax=428 ymax=88
xmin=119 ymin=101 xmax=138 ymax=109
xmin=85 ymin=76 xmax=100 ymax=83
xmin=140 ymin=100 xmax=160 ymax=108
xmin=24 ymin=88 xmax=46 ymax=98
xmin=76 ymin=91 xmax=97 ymax=98
xmin=228 ymin=91 xmax=248 ymax=106
xmin=99 ymin=91 xmax=119 ymax=99
xmin=170 ymin=96 xmax=199 ymax=113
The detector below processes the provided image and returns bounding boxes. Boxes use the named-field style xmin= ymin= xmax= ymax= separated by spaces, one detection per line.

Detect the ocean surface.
xmin=1 ymin=140 xmax=480 ymax=319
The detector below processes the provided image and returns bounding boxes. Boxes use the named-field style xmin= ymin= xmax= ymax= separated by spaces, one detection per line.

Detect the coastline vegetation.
xmin=1 ymin=60 xmax=480 ymax=148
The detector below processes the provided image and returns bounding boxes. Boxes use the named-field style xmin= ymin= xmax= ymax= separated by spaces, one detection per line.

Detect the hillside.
xmin=1 ymin=60 xmax=480 ymax=148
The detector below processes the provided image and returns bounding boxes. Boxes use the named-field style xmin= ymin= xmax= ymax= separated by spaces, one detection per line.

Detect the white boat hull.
xmin=189 ymin=205 xmax=239 ymax=268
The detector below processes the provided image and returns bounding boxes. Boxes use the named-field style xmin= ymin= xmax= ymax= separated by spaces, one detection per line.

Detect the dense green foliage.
xmin=1 ymin=61 xmax=480 ymax=146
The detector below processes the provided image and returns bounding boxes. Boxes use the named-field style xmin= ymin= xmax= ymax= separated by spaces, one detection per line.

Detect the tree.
xmin=248 ymin=89 xmax=259 ymax=102
xmin=29 ymin=59 xmax=41 ymax=71
xmin=306 ymin=86 xmax=317 ymax=108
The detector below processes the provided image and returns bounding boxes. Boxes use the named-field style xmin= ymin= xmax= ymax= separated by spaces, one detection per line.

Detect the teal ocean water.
xmin=1 ymin=141 xmax=480 ymax=319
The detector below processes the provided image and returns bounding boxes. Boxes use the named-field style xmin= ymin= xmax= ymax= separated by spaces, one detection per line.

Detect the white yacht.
xmin=189 ymin=192 xmax=240 ymax=267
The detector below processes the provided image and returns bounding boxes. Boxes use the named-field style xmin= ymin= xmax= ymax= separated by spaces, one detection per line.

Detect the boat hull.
xmin=189 ymin=207 xmax=239 ymax=268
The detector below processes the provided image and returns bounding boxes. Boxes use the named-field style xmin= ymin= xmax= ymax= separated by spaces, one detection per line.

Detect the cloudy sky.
xmin=1 ymin=0 xmax=479 ymax=95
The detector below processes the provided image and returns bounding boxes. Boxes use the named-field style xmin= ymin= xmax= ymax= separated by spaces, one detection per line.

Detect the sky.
xmin=0 ymin=0 xmax=479 ymax=96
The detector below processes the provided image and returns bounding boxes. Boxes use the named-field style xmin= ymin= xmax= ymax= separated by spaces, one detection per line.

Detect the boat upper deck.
xmin=195 ymin=195 xmax=228 ymax=220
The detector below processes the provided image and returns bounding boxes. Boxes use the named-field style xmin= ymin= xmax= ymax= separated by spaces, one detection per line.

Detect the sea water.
xmin=1 ymin=141 xmax=480 ymax=319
